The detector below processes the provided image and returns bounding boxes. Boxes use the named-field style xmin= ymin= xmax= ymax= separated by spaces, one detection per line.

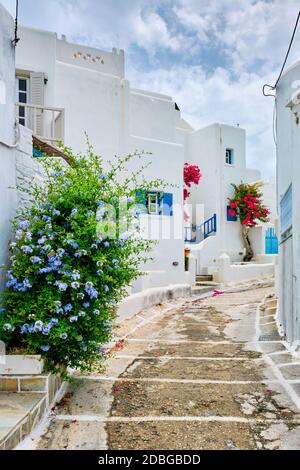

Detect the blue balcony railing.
xmin=185 ymin=214 xmax=217 ymax=243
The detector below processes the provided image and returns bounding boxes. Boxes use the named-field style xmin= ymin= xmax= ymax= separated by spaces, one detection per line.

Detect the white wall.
xmin=276 ymin=61 xmax=300 ymax=344
xmin=15 ymin=126 xmax=44 ymax=210
xmin=260 ymin=177 xmax=277 ymax=225
xmin=0 ymin=5 xmax=17 ymax=289
xmin=55 ymin=62 xmax=122 ymax=158
xmin=186 ymin=123 xmax=261 ymax=271
xmin=216 ymin=253 xmax=274 ymax=283
xmin=128 ymin=99 xmax=185 ymax=284
xmin=15 ymin=26 xmax=186 ymax=287
xmin=247 ymin=177 xmax=278 ymax=256
xmin=16 ymin=27 xmax=56 ymax=106
xmin=16 ymin=28 xmax=125 ymax=159
xmin=130 ymin=89 xmax=178 ymax=142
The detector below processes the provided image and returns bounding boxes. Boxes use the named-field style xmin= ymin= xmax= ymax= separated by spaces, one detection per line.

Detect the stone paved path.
xmin=32 ymin=281 xmax=300 ymax=450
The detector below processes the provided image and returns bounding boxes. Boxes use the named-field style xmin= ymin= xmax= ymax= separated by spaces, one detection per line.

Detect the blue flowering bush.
xmin=0 ymin=143 xmax=166 ymax=375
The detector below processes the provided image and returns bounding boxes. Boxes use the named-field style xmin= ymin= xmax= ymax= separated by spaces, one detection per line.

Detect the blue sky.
xmin=2 ymin=0 xmax=300 ymax=178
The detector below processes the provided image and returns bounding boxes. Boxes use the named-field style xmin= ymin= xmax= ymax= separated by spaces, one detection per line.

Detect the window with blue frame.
xmin=227 ymin=205 xmax=237 ymax=222
xmin=136 ymin=191 xmax=173 ymax=216
xmin=226 ymin=148 xmax=234 ymax=165
xmin=148 ymin=193 xmax=159 ymax=214
xmin=280 ymin=184 xmax=292 ymax=240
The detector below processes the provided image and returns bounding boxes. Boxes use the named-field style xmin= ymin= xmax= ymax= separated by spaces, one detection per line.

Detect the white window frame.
xmin=16 ymin=76 xmax=30 ymax=127
xmin=147 ymin=193 xmax=159 ymax=215
xmin=225 ymin=148 xmax=234 ymax=165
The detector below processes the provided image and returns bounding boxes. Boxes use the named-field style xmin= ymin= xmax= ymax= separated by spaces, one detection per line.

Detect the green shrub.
xmin=0 ymin=143 xmax=167 ymax=375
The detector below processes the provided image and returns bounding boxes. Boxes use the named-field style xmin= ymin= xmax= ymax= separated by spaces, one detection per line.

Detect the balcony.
xmin=185 ymin=214 xmax=217 ymax=243
xmin=15 ymin=102 xmax=65 ymax=144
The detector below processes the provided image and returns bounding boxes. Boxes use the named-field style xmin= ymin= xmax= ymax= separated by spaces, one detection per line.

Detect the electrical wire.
xmin=12 ymin=0 xmax=20 ymax=46
xmin=263 ymin=9 xmax=300 ymax=97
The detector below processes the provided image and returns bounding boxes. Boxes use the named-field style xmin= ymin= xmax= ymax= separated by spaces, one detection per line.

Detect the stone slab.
xmin=0 ymin=392 xmax=45 ymax=449
xmin=0 ymin=355 xmax=44 ymax=375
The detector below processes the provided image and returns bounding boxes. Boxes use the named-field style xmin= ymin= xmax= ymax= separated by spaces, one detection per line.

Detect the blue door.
xmin=265 ymin=227 xmax=278 ymax=254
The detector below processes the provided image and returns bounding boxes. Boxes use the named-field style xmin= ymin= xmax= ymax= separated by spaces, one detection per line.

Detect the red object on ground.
xmin=212 ymin=290 xmax=225 ymax=297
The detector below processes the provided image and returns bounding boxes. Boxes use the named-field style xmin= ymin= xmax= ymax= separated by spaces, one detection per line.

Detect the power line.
xmin=12 ymin=0 xmax=20 ymax=46
xmin=263 ymin=9 xmax=300 ymax=97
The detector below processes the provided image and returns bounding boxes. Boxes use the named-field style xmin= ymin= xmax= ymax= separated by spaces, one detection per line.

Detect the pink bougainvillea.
xmin=228 ymin=182 xmax=270 ymax=261
xmin=184 ymin=163 xmax=202 ymax=201
xmin=228 ymin=182 xmax=270 ymax=227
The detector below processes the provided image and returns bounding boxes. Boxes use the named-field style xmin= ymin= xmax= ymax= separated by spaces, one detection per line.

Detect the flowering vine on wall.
xmin=183 ymin=163 xmax=202 ymax=201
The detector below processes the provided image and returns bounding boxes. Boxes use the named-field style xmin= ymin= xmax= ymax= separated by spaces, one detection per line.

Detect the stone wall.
xmin=15 ymin=126 xmax=45 ymax=210
xmin=215 ymin=253 xmax=275 ymax=283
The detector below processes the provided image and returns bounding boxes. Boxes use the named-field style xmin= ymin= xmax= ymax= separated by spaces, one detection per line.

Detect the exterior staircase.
xmin=185 ymin=214 xmax=217 ymax=244
xmin=195 ymin=274 xmax=219 ymax=288
xmin=0 ymin=372 xmax=62 ymax=449
xmin=196 ymin=274 xmax=213 ymax=283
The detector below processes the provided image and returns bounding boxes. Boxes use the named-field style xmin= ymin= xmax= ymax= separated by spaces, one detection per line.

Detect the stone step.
xmin=191 ymin=286 xmax=216 ymax=296
xmin=196 ymin=281 xmax=219 ymax=287
xmin=265 ymin=299 xmax=278 ymax=309
xmin=196 ymin=275 xmax=214 ymax=282
xmin=0 ymin=373 xmax=62 ymax=403
xmin=0 ymin=392 xmax=46 ymax=450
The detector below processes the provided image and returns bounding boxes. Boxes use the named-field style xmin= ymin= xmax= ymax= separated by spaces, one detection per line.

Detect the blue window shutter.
xmin=135 ymin=190 xmax=147 ymax=214
xmin=265 ymin=227 xmax=279 ymax=254
xmin=280 ymin=184 xmax=292 ymax=236
xmin=162 ymin=193 xmax=173 ymax=216
xmin=227 ymin=205 xmax=237 ymax=222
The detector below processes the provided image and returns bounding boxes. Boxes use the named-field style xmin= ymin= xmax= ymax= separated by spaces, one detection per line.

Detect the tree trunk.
xmin=241 ymin=225 xmax=254 ymax=262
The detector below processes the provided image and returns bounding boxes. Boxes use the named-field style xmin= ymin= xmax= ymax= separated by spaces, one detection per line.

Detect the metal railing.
xmin=16 ymin=102 xmax=65 ymax=144
xmin=185 ymin=214 xmax=217 ymax=243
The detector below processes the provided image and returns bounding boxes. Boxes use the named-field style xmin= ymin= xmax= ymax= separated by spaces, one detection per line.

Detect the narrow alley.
xmin=32 ymin=281 xmax=300 ymax=450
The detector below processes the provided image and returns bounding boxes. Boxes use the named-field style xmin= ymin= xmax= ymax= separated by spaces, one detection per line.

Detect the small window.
xmin=147 ymin=193 xmax=159 ymax=215
xmin=280 ymin=184 xmax=292 ymax=240
xmin=227 ymin=205 xmax=237 ymax=222
xmin=136 ymin=191 xmax=173 ymax=216
xmin=16 ymin=77 xmax=29 ymax=127
xmin=226 ymin=148 xmax=234 ymax=165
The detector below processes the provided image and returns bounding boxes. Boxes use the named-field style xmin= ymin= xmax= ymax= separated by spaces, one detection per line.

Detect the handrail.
xmin=202 ymin=213 xmax=217 ymax=239
xmin=185 ymin=214 xmax=217 ymax=243
xmin=15 ymin=102 xmax=65 ymax=143
xmin=16 ymin=102 xmax=64 ymax=112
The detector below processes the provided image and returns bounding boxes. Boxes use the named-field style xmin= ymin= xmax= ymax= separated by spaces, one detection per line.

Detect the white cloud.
xmin=2 ymin=0 xmax=299 ymax=177
xmin=128 ymin=63 xmax=276 ymax=177
xmin=173 ymin=0 xmax=300 ymax=73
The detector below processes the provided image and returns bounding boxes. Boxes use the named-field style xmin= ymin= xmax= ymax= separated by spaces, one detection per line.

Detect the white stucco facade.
xmin=11 ymin=25 xmax=278 ymax=287
xmin=15 ymin=26 xmax=186 ymax=287
xmin=276 ymin=60 xmax=300 ymax=345
xmin=184 ymin=123 xmax=276 ymax=274
xmin=0 ymin=5 xmax=17 ymax=290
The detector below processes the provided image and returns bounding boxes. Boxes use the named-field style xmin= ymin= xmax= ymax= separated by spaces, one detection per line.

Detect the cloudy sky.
xmin=2 ymin=0 xmax=300 ymax=178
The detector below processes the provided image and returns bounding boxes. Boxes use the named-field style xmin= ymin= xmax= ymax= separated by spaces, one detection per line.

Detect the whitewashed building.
xmin=14 ymin=26 xmax=188 ymax=290
xmin=11 ymin=24 xmax=278 ymax=288
xmin=0 ymin=4 xmax=17 ymax=290
xmin=184 ymin=123 xmax=277 ymax=275
xmin=276 ymin=60 xmax=300 ymax=345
